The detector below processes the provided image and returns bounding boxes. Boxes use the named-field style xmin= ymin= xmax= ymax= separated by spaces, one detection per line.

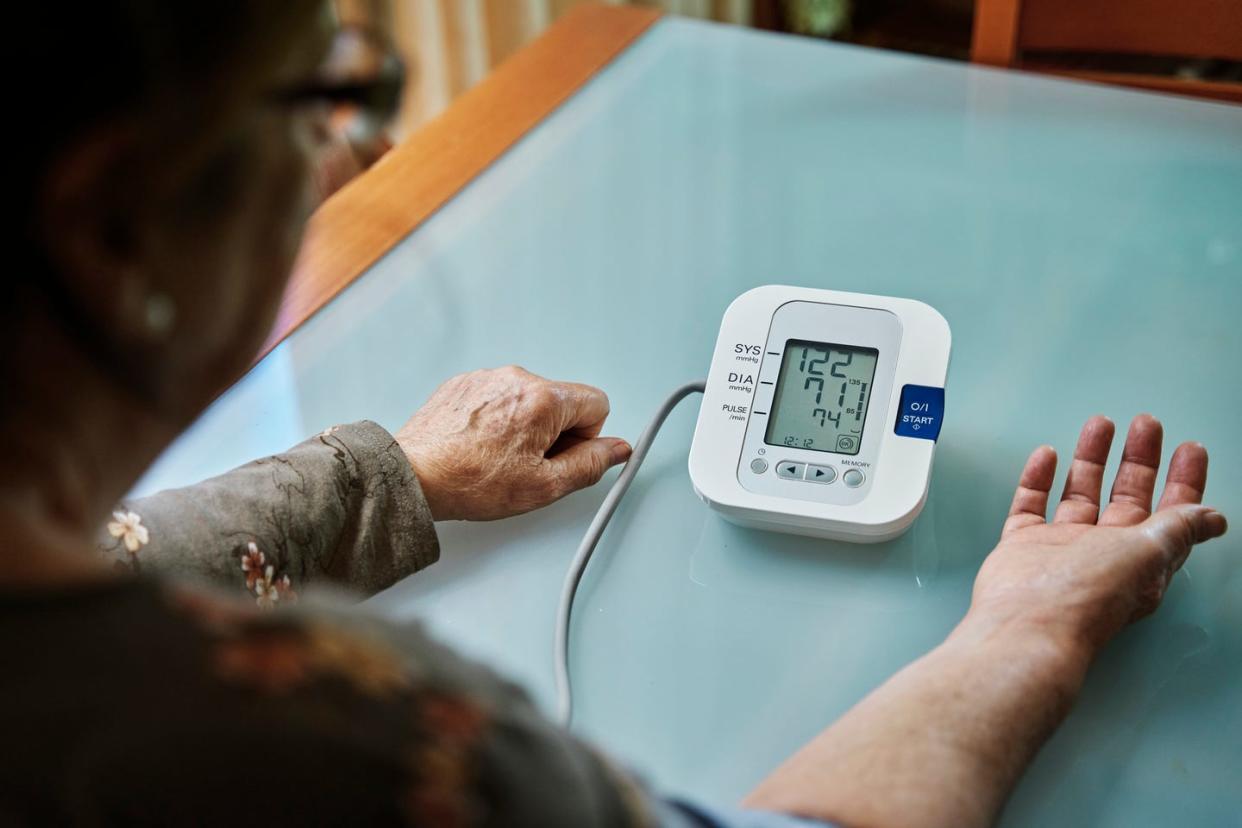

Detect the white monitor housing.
xmin=689 ymin=285 xmax=951 ymax=542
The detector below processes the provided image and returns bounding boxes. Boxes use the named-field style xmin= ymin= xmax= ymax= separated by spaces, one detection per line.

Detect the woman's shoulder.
xmin=0 ymin=577 xmax=653 ymax=827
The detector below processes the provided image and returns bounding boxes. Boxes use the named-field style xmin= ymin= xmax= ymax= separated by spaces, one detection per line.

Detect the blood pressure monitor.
xmin=557 ymin=286 xmax=951 ymax=720
xmin=689 ymin=286 xmax=951 ymax=542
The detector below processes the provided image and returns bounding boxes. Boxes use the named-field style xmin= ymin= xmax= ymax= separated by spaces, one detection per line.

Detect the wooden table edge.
xmin=257 ymin=2 xmax=661 ymax=360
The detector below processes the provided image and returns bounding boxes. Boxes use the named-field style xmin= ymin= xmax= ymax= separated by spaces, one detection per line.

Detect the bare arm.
xmin=744 ymin=611 xmax=1089 ymax=827
xmin=745 ymin=415 xmax=1228 ymax=827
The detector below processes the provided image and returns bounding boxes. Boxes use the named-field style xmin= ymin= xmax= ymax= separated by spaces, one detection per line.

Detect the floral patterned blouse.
xmin=96 ymin=421 xmax=441 ymax=603
xmin=1 ymin=422 xmax=822 ymax=827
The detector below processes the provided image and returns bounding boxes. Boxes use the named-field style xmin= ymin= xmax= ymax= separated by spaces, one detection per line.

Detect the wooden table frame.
xmin=971 ymin=0 xmax=1242 ymax=104
xmin=262 ymin=3 xmax=660 ymax=359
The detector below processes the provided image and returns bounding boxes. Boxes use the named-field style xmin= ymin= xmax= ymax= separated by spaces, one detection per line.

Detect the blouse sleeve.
xmin=95 ymin=420 xmax=440 ymax=602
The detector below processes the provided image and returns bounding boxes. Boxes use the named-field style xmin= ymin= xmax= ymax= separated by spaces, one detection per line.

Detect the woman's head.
xmin=14 ymin=1 xmax=344 ymax=424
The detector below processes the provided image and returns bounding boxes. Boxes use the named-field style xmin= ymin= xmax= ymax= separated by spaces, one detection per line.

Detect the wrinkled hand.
xmin=395 ymin=366 xmax=632 ymax=521
xmin=971 ymin=414 xmax=1227 ymax=657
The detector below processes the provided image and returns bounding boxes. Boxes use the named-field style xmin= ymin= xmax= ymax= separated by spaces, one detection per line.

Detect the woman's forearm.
xmin=96 ymin=421 xmax=440 ymax=600
xmin=744 ymin=615 xmax=1090 ymax=828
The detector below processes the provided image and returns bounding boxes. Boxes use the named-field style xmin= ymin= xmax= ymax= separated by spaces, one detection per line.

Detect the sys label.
xmin=733 ymin=343 xmax=761 ymax=364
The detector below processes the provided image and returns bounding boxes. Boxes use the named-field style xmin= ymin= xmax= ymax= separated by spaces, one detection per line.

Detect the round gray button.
xmin=842 ymin=468 xmax=866 ymax=488
xmin=750 ymin=458 xmax=769 ymax=474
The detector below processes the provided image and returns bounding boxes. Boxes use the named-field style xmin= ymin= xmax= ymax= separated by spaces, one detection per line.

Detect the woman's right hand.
xmin=395 ymin=366 xmax=632 ymax=522
xmin=969 ymin=414 xmax=1227 ymax=659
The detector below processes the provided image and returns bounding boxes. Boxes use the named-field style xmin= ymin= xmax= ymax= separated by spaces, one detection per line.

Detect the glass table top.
xmin=135 ymin=17 xmax=1242 ymax=826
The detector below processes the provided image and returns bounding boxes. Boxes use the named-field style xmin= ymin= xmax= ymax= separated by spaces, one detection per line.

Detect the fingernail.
xmin=1204 ymin=509 xmax=1227 ymax=537
xmin=609 ymin=440 xmax=632 ymax=463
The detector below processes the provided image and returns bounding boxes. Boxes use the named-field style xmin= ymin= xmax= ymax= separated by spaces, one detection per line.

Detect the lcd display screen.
xmin=764 ymin=340 xmax=879 ymax=455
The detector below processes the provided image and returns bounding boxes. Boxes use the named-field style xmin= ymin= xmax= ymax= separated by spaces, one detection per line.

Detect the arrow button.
xmin=775 ymin=461 xmax=806 ymax=480
xmin=806 ymin=464 xmax=837 ymax=484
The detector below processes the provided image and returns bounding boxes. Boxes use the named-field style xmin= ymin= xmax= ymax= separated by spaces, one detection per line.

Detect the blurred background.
xmin=337 ymin=0 xmax=1239 ymax=143
xmin=337 ymin=0 xmax=981 ymax=140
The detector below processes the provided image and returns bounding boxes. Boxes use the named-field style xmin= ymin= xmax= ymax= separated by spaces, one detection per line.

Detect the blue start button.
xmin=894 ymin=384 xmax=944 ymax=441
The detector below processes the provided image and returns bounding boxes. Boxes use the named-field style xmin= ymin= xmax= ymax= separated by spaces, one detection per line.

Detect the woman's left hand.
xmin=395 ymin=366 xmax=632 ymax=521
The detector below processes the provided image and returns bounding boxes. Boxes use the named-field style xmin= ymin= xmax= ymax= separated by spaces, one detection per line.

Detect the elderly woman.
xmin=2 ymin=3 xmax=1228 ymax=827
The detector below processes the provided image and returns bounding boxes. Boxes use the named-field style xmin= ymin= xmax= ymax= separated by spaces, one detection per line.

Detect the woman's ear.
xmin=36 ymin=121 xmax=171 ymax=344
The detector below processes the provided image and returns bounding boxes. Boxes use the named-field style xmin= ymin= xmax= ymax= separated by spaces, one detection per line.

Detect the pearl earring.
xmin=144 ymin=292 xmax=176 ymax=337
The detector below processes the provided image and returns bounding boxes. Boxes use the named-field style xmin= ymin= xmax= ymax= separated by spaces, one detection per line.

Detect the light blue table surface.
xmin=136 ymin=17 xmax=1242 ymax=826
